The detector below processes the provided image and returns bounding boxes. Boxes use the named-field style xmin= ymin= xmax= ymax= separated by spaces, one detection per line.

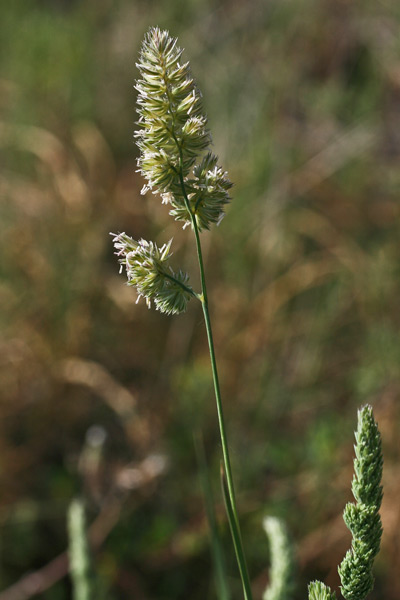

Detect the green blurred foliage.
xmin=1 ymin=0 xmax=400 ymax=598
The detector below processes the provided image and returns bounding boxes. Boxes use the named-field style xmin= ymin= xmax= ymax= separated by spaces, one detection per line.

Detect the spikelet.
xmin=112 ymin=232 xmax=193 ymax=314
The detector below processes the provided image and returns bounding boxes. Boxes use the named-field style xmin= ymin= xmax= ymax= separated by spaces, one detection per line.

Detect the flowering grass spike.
xmin=308 ymin=405 xmax=383 ymax=600
xmin=338 ymin=405 xmax=383 ymax=600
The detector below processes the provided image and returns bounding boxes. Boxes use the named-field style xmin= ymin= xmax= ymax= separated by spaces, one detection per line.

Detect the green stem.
xmin=177 ymin=161 xmax=253 ymax=600
xmin=200 ymin=273 xmax=253 ymax=600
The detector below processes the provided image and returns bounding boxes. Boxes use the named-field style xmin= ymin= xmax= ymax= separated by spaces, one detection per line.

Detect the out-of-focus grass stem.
xmin=195 ymin=432 xmax=230 ymax=600
xmin=68 ymin=499 xmax=94 ymax=600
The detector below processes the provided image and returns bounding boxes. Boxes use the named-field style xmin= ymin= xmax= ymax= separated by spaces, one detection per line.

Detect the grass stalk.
xmin=177 ymin=163 xmax=253 ymax=600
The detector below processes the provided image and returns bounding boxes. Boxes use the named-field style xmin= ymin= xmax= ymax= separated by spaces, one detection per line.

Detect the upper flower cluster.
xmin=135 ymin=27 xmax=232 ymax=231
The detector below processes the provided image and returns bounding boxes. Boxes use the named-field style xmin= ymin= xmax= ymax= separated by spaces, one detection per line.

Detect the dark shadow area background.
xmin=1 ymin=0 xmax=399 ymax=598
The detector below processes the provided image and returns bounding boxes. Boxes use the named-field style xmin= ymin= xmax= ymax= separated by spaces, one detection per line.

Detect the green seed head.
xmin=338 ymin=405 xmax=383 ymax=600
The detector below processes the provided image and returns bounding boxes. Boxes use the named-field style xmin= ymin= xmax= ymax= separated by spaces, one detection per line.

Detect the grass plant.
xmin=112 ymin=26 xmax=251 ymax=600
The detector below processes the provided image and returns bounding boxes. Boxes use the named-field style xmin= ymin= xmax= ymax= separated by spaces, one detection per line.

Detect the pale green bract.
xmin=308 ymin=581 xmax=336 ymax=600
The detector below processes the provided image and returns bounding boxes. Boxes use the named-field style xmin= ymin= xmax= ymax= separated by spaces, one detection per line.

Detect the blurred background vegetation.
xmin=1 ymin=0 xmax=400 ymax=598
